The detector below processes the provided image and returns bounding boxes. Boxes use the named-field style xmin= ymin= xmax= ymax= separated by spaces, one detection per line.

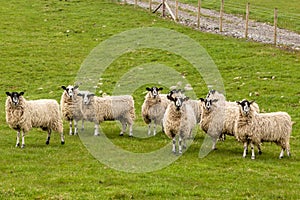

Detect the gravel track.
xmin=124 ymin=0 xmax=300 ymax=50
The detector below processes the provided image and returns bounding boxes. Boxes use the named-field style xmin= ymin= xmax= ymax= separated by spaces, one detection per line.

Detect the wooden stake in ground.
xmin=274 ymin=8 xmax=278 ymax=45
xmin=197 ymin=0 xmax=201 ymax=28
xmin=175 ymin=0 xmax=179 ymax=21
xmin=149 ymin=0 xmax=152 ymax=12
xmin=152 ymin=0 xmax=176 ymax=20
xmin=245 ymin=2 xmax=250 ymax=38
xmin=219 ymin=0 xmax=224 ymax=32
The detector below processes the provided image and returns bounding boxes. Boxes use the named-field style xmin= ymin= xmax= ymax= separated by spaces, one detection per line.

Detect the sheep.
xmin=77 ymin=91 xmax=135 ymax=136
xmin=199 ymin=97 xmax=262 ymax=154
xmin=141 ymin=87 xmax=169 ymax=136
xmin=60 ymin=85 xmax=84 ymax=135
xmin=203 ymin=89 xmax=261 ymax=154
xmin=235 ymin=99 xmax=292 ymax=159
xmin=5 ymin=91 xmax=65 ymax=148
xmin=163 ymin=92 xmax=197 ymax=154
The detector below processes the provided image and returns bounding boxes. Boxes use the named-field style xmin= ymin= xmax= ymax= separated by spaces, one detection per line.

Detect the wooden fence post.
xmin=134 ymin=0 xmax=137 ymax=8
xmin=175 ymin=0 xmax=179 ymax=21
xmin=162 ymin=0 xmax=166 ymax=17
xmin=149 ymin=0 xmax=152 ymax=12
xmin=197 ymin=0 xmax=201 ymax=28
xmin=245 ymin=2 xmax=250 ymax=38
xmin=219 ymin=0 xmax=224 ymax=32
xmin=274 ymin=8 xmax=278 ymax=45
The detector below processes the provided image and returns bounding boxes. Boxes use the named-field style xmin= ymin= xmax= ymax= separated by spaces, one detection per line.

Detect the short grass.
xmin=178 ymin=0 xmax=300 ymax=33
xmin=1 ymin=0 xmax=300 ymax=199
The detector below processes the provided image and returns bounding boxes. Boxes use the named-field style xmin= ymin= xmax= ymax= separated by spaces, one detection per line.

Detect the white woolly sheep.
xmin=141 ymin=87 xmax=169 ymax=136
xmin=78 ymin=91 xmax=135 ymax=136
xmin=5 ymin=92 xmax=65 ymax=148
xmin=235 ymin=99 xmax=292 ymax=159
xmin=163 ymin=93 xmax=197 ymax=154
xmin=203 ymin=90 xmax=261 ymax=153
xmin=199 ymin=97 xmax=262 ymax=153
xmin=61 ymin=85 xmax=84 ymax=135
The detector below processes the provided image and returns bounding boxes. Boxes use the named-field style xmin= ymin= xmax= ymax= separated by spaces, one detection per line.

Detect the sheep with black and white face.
xmin=163 ymin=92 xmax=197 ymax=154
xmin=235 ymin=99 xmax=292 ymax=159
xmin=5 ymin=91 xmax=65 ymax=148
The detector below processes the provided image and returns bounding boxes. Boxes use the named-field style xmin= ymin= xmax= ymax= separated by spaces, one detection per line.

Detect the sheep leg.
xmin=147 ymin=123 xmax=151 ymax=136
xmin=243 ymin=142 xmax=248 ymax=158
xmin=81 ymin=119 xmax=85 ymax=131
xmin=119 ymin=121 xmax=127 ymax=136
xmin=69 ymin=120 xmax=73 ymax=135
xmin=94 ymin=123 xmax=100 ymax=136
xmin=60 ymin=131 xmax=65 ymax=145
xmin=16 ymin=130 xmax=20 ymax=147
xmin=129 ymin=122 xmax=133 ymax=137
xmin=153 ymin=123 xmax=157 ymax=136
xmin=21 ymin=130 xmax=25 ymax=148
xmin=286 ymin=141 xmax=291 ymax=157
xmin=211 ymin=137 xmax=217 ymax=150
xmin=46 ymin=129 xmax=51 ymax=145
xmin=74 ymin=120 xmax=78 ymax=135
xmin=258 ymin=144 xmax=262 ymax=155
xmin=250 ymin=143 xmax=255 ymax=160
xmin=178 ymin=135 xmax=183 ymax=154
xmin=172 ymin=137 xmax=176 ymax=154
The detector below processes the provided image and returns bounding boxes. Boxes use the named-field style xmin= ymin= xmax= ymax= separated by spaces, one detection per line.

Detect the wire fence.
xmin=122 ymin=0 xmax=299 ymax=48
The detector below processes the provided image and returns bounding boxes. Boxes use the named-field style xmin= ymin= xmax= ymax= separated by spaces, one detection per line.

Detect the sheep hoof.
xmin=279 ymin=156 xmax=283 ymax=159
xmin=46 ymin=141 xmax=50 ymax=145
xmin=119 ymin=133 xmax=124 ymax=136
xmin=16 ymin=143 xmax=20 ymax=147
xmin=94 ymin=134 xmax=100 ymax=136
xmin=21 ymin=144 xmax=25 ymax=148
xmin=258 ymin=151 xmax=262 ymax=155
xmin=129 ymin=135 xmax=133 ymax=138
xmin=61 ymin=141 xmax=65 ymax=145
xmin=251 ymin=156 xmax=255 ymax=160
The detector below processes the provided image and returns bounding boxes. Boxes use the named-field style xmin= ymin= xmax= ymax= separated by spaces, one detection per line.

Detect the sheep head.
xmin=62 ymin=85 xmax=79 ymax=99
xmin=6 ymin=91 xmax=24 ymax=106
xmin=236 ymin=99 xmax=255 ymax=116
xmin=146 ymin=87 xmax=163 ymax=98
xmin=77 ymin=91 xmax=95 ymax=105
xmin=200 ymin=98 xmax=218 ymax=111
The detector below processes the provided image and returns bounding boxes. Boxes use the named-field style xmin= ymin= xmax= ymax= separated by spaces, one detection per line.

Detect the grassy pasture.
xmin=0 ymin=0 xmax=300 ymax=199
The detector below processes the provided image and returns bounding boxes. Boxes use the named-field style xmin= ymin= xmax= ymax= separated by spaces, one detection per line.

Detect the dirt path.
xmin=124 ymin=0 xmax=300 ymax=50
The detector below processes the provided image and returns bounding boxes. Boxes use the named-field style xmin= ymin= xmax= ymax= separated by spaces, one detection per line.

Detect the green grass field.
xmin=1 ymin=0 xmax=300 ymax=199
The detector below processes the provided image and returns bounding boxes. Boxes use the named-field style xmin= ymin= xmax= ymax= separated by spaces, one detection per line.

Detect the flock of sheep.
xmin=5 ymin=85 xmax=292 ymax=159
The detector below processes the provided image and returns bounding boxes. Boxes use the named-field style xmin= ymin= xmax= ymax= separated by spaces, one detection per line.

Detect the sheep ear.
xmin=6 ymin=92 xmax=11 ymax=96
xmin=167 ymin=94 xmax=174 ymax=101
xmin=88 ymin=94 xmax=95 ymax=97
xmin=77 ymin=93 xmax=83 ymax=97
xmin=19 ymin=92 xmax=24 ymax=96
xmin=199 ymin=98 xmax=205 ymax=102
xmin=212 ymin=99 xmax=218 ymax=103
xmin=236 ymin=101 xmax=241 ymax=105
xmin=249 ymin=100 xmax=255 ymax=104
xmin=184 ymin=97 xmax=189 ymax=101
xmin=74 ymin=85 xmax=79 ymax=89
xmin=158 ymin=87 xmax=163 ymax=91
xmin=146 ymin=87 xmax=151 ymax=91
xmin=61 ymin=86 xmax=66 ymax=90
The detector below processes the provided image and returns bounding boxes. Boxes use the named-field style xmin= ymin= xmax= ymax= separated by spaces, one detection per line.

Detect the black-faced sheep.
xmin=235 ymin=99 xmax=292 ymax=159
xmin=199 ymin=97 xmax=262 ymax=153
xmin=60 ymin=85 xmax=84 ymax=135
xmin=163 ymin=93 xmax=197 ymax=154
xmin=78 ymin=91 xmax=135 ymax=136
xmin=5 ymin=92 xmax=65 ymax=148
xmin=141 ymin=87 xmax=169 ymax=136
